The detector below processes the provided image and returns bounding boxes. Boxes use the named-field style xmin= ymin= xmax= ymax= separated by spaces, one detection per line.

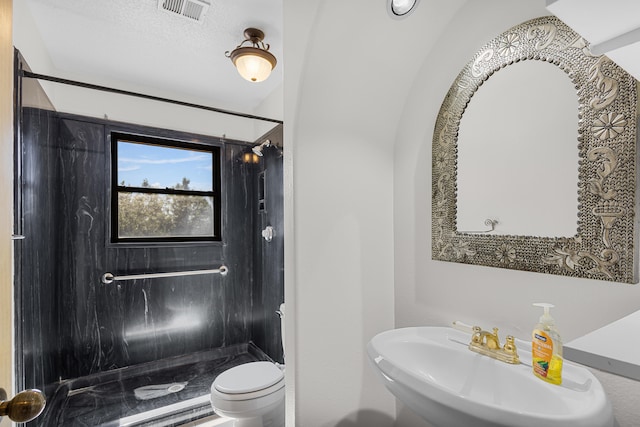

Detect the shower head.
xmin=252 ymin=139 xmax=272 ymax=157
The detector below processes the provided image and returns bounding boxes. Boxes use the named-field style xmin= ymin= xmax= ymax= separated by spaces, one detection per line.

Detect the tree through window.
xmin=111 ymin=133 xmax=221 ymax=243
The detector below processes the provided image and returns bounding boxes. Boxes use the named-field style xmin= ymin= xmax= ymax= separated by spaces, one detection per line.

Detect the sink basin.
xmin=367 ymin=327 xmax=613 ymax=427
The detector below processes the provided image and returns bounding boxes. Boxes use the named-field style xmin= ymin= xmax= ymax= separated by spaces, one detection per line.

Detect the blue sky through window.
xmin=118 ymin=141 xmax=213 ymax=191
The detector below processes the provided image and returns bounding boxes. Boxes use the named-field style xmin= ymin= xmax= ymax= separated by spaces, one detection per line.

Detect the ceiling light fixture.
xmin=388 ymin=0 xmax=420 ymax=18
xmin=226 ymin=28 xmax=277 ymax=83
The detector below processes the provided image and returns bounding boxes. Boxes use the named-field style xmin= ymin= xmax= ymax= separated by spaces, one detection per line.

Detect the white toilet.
xmin=211 ymin=305 xmax=285 ymax=427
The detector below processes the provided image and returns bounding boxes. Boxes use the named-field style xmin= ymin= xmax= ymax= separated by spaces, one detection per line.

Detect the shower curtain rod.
xmin=20 ymin=70 xmax=283 ymax=125
xmin=101 ymin=265 xmax=229 ymax=284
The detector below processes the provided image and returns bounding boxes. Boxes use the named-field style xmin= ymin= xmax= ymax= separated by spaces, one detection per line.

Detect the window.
xmin=111 ymin=132 xmax=221 ymax=243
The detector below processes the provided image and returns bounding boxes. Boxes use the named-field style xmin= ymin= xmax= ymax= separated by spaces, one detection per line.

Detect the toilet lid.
xmin=214 ymin=362 xmax=284 ymax=394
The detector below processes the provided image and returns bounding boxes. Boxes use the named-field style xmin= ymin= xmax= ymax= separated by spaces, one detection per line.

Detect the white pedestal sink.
xmin=367 ymin=327 xmax=614 ymax=427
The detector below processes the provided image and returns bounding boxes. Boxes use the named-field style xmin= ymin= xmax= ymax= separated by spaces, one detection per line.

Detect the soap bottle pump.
xmin=531 ymin=303 xmax=563 ymax=385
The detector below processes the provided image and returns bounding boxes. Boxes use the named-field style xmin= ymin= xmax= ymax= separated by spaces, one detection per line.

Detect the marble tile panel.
xmin=17 ymin=109 xmax=284 ymax=426
xmin=40 ymin=343 xmax=271 ymax=427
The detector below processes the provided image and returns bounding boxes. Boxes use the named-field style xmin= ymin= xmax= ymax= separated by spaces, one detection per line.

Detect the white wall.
xmin=393 ymin=1 xmax=640 ymax=426
xmin=285 ymin=0 xmax=397 ymax=423
xmin=285 ymin=0 xmax=468 ymax=425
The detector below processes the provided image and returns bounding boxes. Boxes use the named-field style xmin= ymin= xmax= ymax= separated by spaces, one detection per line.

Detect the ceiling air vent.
xmin=158 ymin=0 xmax=210 ymax=23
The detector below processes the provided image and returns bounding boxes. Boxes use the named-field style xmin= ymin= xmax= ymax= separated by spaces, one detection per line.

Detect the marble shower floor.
xmin=39 ymin=343 xmax=272 ymax=427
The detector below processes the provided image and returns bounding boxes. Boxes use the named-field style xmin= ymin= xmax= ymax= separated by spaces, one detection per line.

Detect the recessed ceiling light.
xmin=388 ymin=0 xmax=419 ymax=18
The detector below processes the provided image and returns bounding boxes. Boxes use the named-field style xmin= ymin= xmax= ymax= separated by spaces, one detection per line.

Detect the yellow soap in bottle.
xmin=531 ymin=303 xmax=563 ymax=385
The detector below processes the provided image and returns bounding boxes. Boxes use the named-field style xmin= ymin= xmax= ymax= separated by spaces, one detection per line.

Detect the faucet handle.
xmin=470 ymin=326 xmax=482 ymax=344
xmin=502 ymin=335 xmax=518 ymax=354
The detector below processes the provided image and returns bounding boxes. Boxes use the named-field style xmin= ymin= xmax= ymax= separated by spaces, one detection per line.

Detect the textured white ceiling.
xmin=23 ymin=0 xmax=283 ymax=114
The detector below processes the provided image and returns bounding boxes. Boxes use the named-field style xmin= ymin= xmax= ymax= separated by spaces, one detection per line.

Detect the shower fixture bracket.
xmin=262 ymin=226 xmax=275 ymax=242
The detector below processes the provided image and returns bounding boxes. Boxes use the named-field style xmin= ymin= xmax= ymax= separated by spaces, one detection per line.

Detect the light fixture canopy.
xmin=226 ymin=28 xmax=277 ymax=83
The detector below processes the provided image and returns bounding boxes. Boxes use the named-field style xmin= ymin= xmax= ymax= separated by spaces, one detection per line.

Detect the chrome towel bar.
xmin=101 ymin=265 xmax=228 ymax=284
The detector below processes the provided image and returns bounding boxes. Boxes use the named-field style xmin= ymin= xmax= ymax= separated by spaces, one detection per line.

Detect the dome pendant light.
xmin=226 ymin=28 xmax=277 ymax=83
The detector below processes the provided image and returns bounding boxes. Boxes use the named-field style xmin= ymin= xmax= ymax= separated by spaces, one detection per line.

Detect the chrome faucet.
xmin=469 ymin=326 xmax=520 ymax=364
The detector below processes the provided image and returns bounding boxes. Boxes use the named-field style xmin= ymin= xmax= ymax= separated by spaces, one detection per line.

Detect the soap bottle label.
xmin=532 ymin=330 xmax=553 ymax=378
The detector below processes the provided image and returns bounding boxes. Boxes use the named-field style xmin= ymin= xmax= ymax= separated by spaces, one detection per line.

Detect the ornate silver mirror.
xmin=432 ymin=16 xmax=638 ymax=283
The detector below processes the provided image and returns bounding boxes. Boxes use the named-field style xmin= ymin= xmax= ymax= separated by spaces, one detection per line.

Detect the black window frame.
xmin=110 ymin=132 xmax=222 ymax=244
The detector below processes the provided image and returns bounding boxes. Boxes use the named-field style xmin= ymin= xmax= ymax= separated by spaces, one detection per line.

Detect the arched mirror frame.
xmin=432 ymin=16 xmax=638 ymax=284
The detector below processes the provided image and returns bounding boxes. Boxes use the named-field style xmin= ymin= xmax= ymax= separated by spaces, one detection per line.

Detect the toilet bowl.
xmin=210 ymin=361 xmax=285 ymax=427
xmin=211 ymin=304 xmax=286 ymax=427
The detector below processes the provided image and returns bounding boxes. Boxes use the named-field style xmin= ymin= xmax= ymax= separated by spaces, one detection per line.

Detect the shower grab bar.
xmin=101 ymin=265 xmax=228 ymax=284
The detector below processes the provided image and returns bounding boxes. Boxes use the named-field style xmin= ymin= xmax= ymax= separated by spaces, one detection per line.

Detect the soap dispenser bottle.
xmin=531 ymin=303 xmax=563 ymax=385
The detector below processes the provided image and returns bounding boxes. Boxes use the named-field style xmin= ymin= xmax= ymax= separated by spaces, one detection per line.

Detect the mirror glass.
xmin=457 ymin=60 xmax=578 ymax=237
xmin=432 ymin=16 xmax=638 ymax=283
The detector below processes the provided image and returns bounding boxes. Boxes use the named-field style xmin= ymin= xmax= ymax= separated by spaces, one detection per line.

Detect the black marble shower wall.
xmin=251 ymin=126 xmax=285 ymax=364
xmin=16 ymin=108 xmax=283 ymax=393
